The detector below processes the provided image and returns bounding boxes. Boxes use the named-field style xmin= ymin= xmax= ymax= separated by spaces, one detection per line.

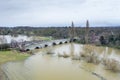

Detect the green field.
xmin=0 ymin=51 xmax=30 ymax=65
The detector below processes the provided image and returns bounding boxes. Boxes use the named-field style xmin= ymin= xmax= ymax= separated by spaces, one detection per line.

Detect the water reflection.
xmin=1 ymin=43 xmax=120 ymax=80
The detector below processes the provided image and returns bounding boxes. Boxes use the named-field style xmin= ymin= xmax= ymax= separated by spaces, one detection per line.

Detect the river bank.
xmin=0 ymin=51 xmax=30 ymax=65
xmin=0 ymin=50 xmax=30 ymax=80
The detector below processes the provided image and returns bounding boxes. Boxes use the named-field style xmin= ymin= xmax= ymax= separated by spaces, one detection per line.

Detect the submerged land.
xmin=0 ymin=26 xmax=120 ymax=80
xmin=1 ymin=43 xmax=120 ymax=80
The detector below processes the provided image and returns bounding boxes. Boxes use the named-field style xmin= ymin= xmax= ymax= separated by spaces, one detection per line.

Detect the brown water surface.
xmin=1 ymin=43 xmax=120 ymax=80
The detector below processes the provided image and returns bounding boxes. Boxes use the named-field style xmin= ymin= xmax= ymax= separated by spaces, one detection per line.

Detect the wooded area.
xmin=0 ymin=26 xmax=120 ymax=49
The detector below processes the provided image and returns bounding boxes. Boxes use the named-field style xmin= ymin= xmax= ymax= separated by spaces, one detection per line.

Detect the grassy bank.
xmin=0 ymin=50 xmax=30 ymax=65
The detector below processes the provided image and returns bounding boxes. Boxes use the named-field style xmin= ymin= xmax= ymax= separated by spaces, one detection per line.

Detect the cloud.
xmin=0 ymin=0 xmax=120 ymax=27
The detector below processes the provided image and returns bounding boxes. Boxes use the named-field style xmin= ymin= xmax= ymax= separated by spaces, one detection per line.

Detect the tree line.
xmin=0 ymin=26 xmax=120 ymax=50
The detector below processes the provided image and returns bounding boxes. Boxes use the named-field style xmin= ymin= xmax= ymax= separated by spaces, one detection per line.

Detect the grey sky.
xmin=0 ymin=0 xmax=120 ymax=27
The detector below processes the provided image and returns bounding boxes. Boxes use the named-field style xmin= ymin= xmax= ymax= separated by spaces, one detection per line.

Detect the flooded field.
xmin=1 ymin=43 xmax=120 ymax=80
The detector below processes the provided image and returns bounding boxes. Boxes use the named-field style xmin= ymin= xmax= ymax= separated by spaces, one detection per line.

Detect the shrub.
xmin=0 ymin=44 xmax=10 ymax=51
xmin=102 ymin=58 xmax=120 ymax=72
xmin=84 ymin=52 xmax=100 ymax=64
xmin=58 ymin=52 xmax=70 ymax=58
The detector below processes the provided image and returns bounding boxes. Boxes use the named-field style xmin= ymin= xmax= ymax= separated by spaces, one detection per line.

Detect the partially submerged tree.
xmin=99 ymin=36 xmax=106 ymax=45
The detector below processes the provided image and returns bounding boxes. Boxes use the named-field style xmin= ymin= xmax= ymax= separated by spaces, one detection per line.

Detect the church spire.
xmin=85 ymin=20 xmax=89 ymax=44
xmin=72 ymin=21 xmax=74 ymax=28
xmin=71 ymin=21 xmax=75 ymax=39
xmin=86 ymin=20 xmax=89 ymax=28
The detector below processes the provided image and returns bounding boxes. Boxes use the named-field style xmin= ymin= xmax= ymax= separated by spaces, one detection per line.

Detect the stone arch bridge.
xmin=24 ymin=39 xmax=76 ymax=51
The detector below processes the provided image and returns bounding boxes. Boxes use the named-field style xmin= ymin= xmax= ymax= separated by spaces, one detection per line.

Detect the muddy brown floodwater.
xmin=1 ymin=43 xmax=120 ymax=80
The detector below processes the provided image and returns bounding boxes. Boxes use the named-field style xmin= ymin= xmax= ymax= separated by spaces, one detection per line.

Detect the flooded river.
xmin=1 ymin=43 xmax=120 ymax=80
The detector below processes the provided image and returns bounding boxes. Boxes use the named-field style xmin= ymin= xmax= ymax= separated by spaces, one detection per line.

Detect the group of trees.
xmin=99 ymin=34 xmax=120 ymax=48
xmin=0 ymin=35 xmax=26 ymax=51
xmin=0 ymin=26 xmax=120 ymax=49
xmin=0 ymin=27 xmax=69 ymax=38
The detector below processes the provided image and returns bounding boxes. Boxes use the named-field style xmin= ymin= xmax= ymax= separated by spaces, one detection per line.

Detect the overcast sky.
xmin=0 ymin=0 xmax=120 ymax=27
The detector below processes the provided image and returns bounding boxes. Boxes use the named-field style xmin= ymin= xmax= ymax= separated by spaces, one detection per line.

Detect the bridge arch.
xmin=69 ymin=40 xmax=72 ymax=43
xmin=53 ymin=42 xmax=56 ymax=45
xmin=26 ymin=49 xmax=30 ymax=51
xmin=35 ymin=46 xmax=39 ymax=49
xmin=59 ymin=42 xmax=63 ymax=44
xmin=64 ymin=41 xmax=68 ymax=43
xmin=73 ymin=39 xmax=77 ymax=42
xmin=44 ymin=44 xmax=48 ymax=47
